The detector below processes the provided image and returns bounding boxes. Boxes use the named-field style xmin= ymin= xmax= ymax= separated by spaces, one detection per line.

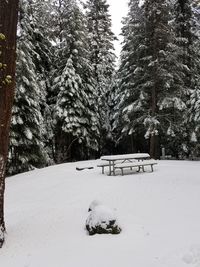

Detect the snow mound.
xmin=88 ymin=199 xmax=102 ymax=211
xmin=86 ymin=203 xmax=121 ymax=235
xmin=182 ymin=245 xmax=200 ymax=265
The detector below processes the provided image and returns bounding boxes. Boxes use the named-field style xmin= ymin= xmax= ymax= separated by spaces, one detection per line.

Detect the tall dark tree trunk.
xmin=0 ymin=0 xmax=19 ymax=248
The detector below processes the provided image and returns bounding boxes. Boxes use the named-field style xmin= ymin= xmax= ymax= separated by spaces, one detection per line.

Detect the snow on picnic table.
xmin=100 ymin=152 xmax=150 ymax=160
xmin=1 ymin=160 xmax=200 ymax=267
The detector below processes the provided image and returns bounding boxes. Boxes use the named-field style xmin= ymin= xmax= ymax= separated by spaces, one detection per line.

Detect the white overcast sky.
xmin=107 ymin=0 xmax=129 ymax=57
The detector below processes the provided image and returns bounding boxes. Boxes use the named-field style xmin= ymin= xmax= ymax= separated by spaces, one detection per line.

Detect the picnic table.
xmin=100 ymin=153 xmax=151 ymax=175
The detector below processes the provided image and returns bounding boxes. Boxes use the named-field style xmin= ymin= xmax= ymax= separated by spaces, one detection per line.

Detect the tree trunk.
xmin=0 ymin=0 xmax=19 ymax=248
xmin=150 ymin=133 xmax=159 ymax=159
xmin=150 ymin=134 xmax=155 ymax=159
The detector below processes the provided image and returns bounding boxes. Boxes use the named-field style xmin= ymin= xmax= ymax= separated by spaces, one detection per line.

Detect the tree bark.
xmin=0 ymin=0 xmax=19 ymax=248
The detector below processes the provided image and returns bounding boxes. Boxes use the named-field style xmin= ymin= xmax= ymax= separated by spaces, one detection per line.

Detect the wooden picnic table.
xmin=100 ymin=153 xmax=150 ymax=175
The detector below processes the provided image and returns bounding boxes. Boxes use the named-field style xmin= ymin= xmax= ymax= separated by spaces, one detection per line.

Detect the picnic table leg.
xmin=151 ymin=165 xmax=153 ymax=172
xmin=108 ymin=161 xmax=112 ymax=176
xmin=137 ymin=159 xmax=141 ymax=172
xmin=102 ymin=166 xmax=104 ymax=174
xmin=142 ymin=166 xmax=145 ymax=172
xmin=112 ymin=161 xmax=116 ymax=176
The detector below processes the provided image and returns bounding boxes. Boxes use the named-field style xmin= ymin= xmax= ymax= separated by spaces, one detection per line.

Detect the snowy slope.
xmin=1 ymin=160 xmax=200 ymax=267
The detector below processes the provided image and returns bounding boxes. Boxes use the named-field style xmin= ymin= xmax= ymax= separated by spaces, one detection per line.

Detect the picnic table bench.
xmin=97 ymin=159 xmax=135 ymax=174
xmin=97 ymin=162 xmax=110 ymax=174
xmin=114 ymin=159 xmax=157 ymax=175
xmin=99 ymin=153 xmax=153 ymax=176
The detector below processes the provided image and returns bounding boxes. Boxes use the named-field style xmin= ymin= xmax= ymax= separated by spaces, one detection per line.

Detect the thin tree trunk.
xmin=150 ymin=32 xmax=158 ymax=159
xmin=150 ymin=83 xmax=159 ymax=159
xmin=0 ymin=0 xmax=19 ymax=248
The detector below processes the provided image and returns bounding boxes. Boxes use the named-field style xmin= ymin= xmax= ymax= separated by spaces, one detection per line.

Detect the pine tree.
xmin=8 ymin=1 xmax=49 ymax=174
xmin=113 ymin=0 xmax=148 ymax=153
xmin=183 ymin=0 xmax=200 ymax=157
xmin=142 ymin=0 xmax=185 ymax=158
xmin=52 ymin=0 xmax=99 ymax=162
xmin=84 ymin=0 xmax=116 ymax=155
xmin=115 ymin=0 xmax=187 ymax=158
xmin=29 ymin=0 xmax=55 ymax=161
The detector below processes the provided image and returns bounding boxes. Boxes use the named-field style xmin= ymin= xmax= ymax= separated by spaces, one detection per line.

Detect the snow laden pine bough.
xmin=86 ymin=200 xmax=121 ymax=235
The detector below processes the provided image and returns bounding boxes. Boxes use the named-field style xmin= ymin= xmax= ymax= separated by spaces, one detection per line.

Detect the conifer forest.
xmin=6 ymin=0 xmax=200 ymax=175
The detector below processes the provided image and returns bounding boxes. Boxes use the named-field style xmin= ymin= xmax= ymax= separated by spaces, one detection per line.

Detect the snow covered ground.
xmin=1 ymin=159 xmax=200 ymax=267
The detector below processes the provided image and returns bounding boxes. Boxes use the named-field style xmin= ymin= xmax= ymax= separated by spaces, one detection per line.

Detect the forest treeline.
xmin=7 ymin=0 xmax=200 ymax=175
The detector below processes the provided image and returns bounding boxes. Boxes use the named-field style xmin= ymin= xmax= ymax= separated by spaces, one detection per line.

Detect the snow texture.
xmin=101 ymin=153 xmax=150 ymax=160
xmin=88 ymin=199 xmax=102 ymax=211
xmin=2 ymin=159 xmax=200 ymax=267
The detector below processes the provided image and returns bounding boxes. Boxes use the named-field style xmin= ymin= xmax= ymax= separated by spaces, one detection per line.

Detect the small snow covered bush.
xmin=86 ymin=201 xmax=121 ymax=235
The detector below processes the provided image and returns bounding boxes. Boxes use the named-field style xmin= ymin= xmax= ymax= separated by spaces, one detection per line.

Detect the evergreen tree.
xmin=29 ymin=0 xmax=55 ymax=161
xmin=115 ymin=0 xmax=187 ymax=158
xmin=84 ymin=0 xmax=116 ymax=155
xmin=8 ymin=1 xmax=49 ymax=174
xmin=52 ymin=0 xmax=99 ymax=162
xmin=113 ymin=0 xmax=148 ymax=153
xmin=143 ymin=0 xmax=185 ymax=158
xmin=183 ymin=0 xmax=200 ymax=157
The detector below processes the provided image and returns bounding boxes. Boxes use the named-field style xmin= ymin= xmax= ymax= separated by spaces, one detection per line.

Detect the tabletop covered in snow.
xmin=100 ymin=153 xmax=150 ymax=161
